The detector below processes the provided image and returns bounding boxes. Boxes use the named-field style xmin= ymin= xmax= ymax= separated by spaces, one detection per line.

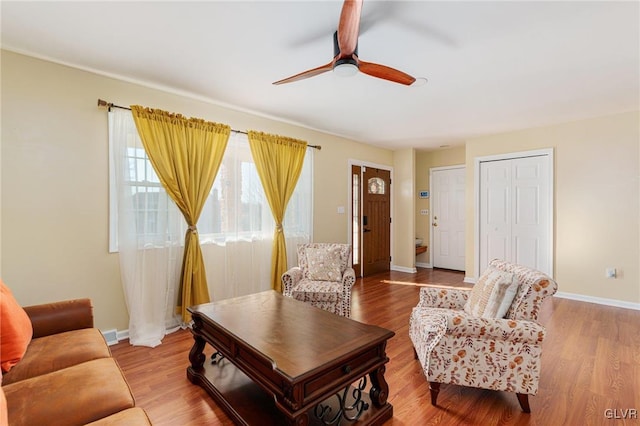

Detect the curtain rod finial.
xmin=97 ymin=99 xmax=114 ymax=110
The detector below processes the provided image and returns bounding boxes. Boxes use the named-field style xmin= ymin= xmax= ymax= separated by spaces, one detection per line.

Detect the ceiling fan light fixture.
xmin=333 ymin=60 xmax=359 ymax=77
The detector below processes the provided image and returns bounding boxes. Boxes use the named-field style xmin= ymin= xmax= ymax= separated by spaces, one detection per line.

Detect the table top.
xmin=188 ymin=290 xmax=395 ymax=380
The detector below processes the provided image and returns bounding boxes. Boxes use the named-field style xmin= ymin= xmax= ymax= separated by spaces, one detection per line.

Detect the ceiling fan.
xmin=273 ymin=0 xmax=416 ymax=86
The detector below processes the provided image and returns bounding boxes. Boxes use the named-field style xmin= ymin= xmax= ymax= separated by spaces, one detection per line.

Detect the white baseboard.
xmin=391 ymin=264 xmax=417 ymax=273
xmin=117 ymin=329 xmax=130 ymax=343
xmin=555 ymin=291 xmax=640 ymax=311
xmin=101 ymin=324 xmax=187 ymax=346
xmin=464 ymin=276 xmax=476 ymax=284
xmin=100 ymin=293 xmax=638 ymax=348
xmin=416 ymin=262 xmax=432 ymax=268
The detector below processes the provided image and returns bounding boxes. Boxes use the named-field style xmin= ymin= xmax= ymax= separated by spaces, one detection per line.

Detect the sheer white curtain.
xmin=109 ymin=109 xmax=183 ymax=347
xmin=109 ymin=111 xmax=312 ymax=346
xmin=198 ymin=132 xmax=313 ymax=300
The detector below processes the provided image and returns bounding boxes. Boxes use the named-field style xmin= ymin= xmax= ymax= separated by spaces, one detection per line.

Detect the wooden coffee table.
xmin=187 ymin=290 xmax=395 ymax=425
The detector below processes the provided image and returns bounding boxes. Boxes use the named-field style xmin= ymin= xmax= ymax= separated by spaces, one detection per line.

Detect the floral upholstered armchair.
xmin=409 ymin=259 xmax=557 ymax=412
xmin=282 ymin=243 xmax=356 ymax=317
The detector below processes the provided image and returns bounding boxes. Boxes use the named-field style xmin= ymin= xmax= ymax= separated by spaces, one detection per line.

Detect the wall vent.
xmin=102 ymin=329 xmax=118 ymax=346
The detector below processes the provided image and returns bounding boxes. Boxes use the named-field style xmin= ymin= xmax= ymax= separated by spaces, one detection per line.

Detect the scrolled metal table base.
xmin=314 ymin=377 xmax=370 ymax=425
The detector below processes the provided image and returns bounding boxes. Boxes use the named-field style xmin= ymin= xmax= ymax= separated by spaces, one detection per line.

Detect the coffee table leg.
xmin=285 ymin=413 xmax=308 ymax=426
xmin=369 ymin=365 xmax=389 ymax=407
xmin=188 ymin=334 xmax=206 ymax=371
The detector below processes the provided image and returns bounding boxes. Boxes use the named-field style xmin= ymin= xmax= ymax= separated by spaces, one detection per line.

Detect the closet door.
xmin=479 ymin=154 xmax=551 ymax=276
xmin=479 ymin=160 xmax=511 ymax=270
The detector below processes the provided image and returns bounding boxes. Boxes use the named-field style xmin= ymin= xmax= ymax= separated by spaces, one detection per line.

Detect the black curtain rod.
xmin=97 ymin=99 xmax=321 ymax=150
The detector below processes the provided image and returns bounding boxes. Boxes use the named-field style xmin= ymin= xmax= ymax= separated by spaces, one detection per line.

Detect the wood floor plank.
xmin=110 ymin=268 xmax=640 ymax=425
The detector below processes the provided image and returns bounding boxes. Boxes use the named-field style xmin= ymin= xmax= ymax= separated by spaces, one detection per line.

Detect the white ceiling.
xmin=2 ymin=1 xmax=638 ymax=150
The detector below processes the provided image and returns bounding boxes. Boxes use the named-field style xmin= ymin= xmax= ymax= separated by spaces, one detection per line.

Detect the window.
xmin=352 ymin=172 xmax=360 ymax=264
xmin=109 ymin=108 xmax=312 ymax=343
xmin=368 ymin=177 xmax=385 ymax=194
xmin=109 ymin=111 xmax=312 ymax=251
xmin=124 ymin=147 xmax=166 ymax=239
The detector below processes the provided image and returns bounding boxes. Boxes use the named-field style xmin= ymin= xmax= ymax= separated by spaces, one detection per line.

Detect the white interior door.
xmin=478 ymin=152 xmax=552 ymax=276
xmin=432 ymin=167 xmax=465 ymax=271
xmin=479 ymin=160 xmax=511 ymax=267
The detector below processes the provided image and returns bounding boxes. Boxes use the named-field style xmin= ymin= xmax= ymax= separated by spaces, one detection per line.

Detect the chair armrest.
xmin=446 ymin=314 xmax=546 ymax=344
xmin=341 ymin=268 xmax=356 ymax=291
xmin=23 ymin=299 xmax=94 ymax=338
xmin=418 ymin=286 xmax=471 ymax=310
xmin=282 ymin=267 xmax=303 ymax=296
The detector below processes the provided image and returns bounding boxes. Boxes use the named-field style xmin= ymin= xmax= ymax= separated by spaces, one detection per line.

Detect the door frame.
xmin=473 ymin=148 xmax=554 ymax=279
xmin=348 ymin=159 xmax=394 ymax=277
xmin=429 ymin=164 xmax=466 ymax=270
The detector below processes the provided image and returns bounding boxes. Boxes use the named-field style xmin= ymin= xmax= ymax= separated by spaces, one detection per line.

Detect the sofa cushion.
xmin=306 ymin=248 xmax=343 ymax=282
xmin=1 ymin=328 xmax=111 ymax=385
xmin=0 ymin=280 xmax=33 ymax=373
xmin=85 ymin=407 xmax=152 ymax=425
xmin=3 ymin=358 xmax=135 ymax=426
xmin=464 ymin=266 xmax=519 ymax=318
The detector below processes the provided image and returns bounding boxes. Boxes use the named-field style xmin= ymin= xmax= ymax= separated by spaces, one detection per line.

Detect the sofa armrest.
xmin=23 ymin=299 xmax=94 ymax=338
xmin=417 ymin=286 xmax=471 ymax=310
xmin=282 ymin=267 xmax=303 ymax=296
xmin=446 ymin=314 xmax=546 ymax=344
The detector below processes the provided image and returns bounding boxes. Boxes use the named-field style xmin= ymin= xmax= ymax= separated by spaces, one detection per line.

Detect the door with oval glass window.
xmin=362 ymin=167 xmax=391 ymax=276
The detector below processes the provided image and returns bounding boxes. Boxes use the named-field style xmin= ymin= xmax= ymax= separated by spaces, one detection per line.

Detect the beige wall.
xmin=465 ymin=111 xmax=639 ymax=304
xmin=313 ymin=140 xmax=393 ymax=244
xmin=0 ymin=50 xmax=394 ymax=331
xmin=392 ymin=148 xmax=416 ymax=270
xmin=3 ymin=49 xmax=637 ymax=338
xmin=415 ymin=147 xmax=466 ymax=265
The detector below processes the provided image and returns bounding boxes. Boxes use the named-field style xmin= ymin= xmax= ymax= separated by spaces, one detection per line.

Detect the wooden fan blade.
xmin=272 ymin=60 xmax=335 ymax=85
xmin=358 ymin=60 xmax=416 ymax=85
xmin=337 ymin=0 xmax=363 ymax=57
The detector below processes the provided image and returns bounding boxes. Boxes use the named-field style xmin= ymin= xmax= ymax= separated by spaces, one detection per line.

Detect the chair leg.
xmin=516 ymin=393 xmax=531 ymax=413
xmin=429 ymin=382 xmax=440 ymax=406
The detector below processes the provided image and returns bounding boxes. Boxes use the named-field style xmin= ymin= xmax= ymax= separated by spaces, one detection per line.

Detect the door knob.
xmin=433 ymin=223 xmax=438 ymax=227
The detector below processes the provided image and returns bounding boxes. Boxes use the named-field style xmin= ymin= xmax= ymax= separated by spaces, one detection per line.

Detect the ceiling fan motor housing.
xmin=333 ymin=31 xmax=358 ymax=69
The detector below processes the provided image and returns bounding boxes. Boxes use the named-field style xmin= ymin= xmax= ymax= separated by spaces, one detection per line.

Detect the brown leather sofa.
xmin=1 ymin=299 xmax=151 ymax=425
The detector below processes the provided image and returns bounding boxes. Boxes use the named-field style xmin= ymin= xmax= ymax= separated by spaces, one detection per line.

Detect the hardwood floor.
xmin=110 ymin=268 xmax=640 ymax=425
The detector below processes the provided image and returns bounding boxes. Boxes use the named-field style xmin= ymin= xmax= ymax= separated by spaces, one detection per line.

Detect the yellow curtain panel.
xmin=248 ymin=131 xmax=307 ymax=292
xmin=130 ymin=105 xmax=230 ymax=322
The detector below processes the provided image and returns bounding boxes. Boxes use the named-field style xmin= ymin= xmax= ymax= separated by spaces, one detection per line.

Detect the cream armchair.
xmin=409 ymin=259 xmax=557 ymax=412
xmin=282 ymin=243 xmax=355 ymax=317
